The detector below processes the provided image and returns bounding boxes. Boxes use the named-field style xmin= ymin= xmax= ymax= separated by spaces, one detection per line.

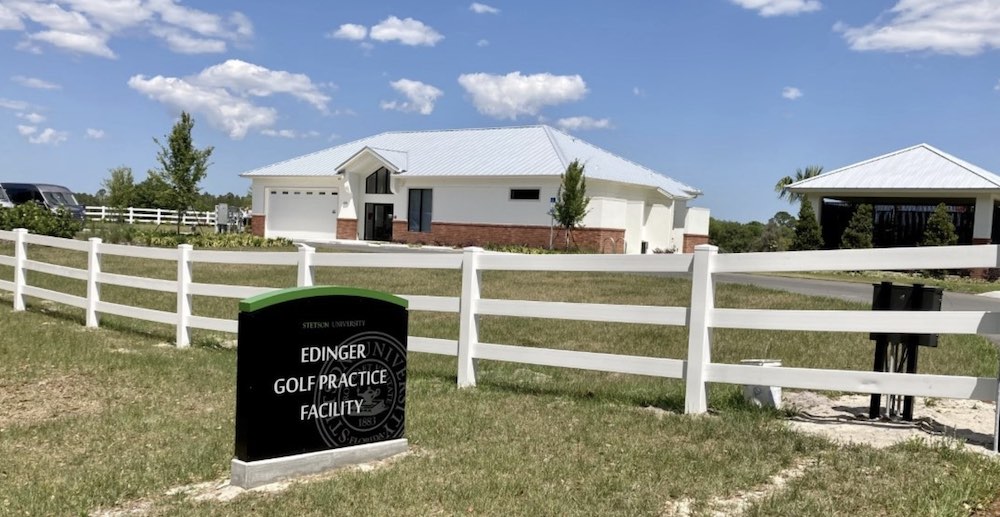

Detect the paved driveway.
xmin=716 ymin=273 xmax=1000 ymax=312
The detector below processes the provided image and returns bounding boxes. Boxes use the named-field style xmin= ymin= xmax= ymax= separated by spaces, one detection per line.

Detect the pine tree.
xmin=791 ymin=200 xmax=823 ymax=251
xmin=922 ymin=203 xmax=958 ymax=247
xmin=840 ymin=204 xmax=874 ymax=249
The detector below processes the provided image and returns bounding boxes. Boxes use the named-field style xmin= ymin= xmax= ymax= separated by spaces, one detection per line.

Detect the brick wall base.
xmin=250 ymin=215 xmax=265 ymax=237
xmin=337 ymin=218 xmax=358 ymax=240
xmin=683 ymin=234 xmax=710 ymax=254
xmin=390 ymin=221 xmax=625 ymax=253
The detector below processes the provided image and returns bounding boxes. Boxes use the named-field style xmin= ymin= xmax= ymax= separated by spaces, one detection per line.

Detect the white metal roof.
xmin=241 ymin=125 xmax=701 ymax=199
xmin=788 ymin=144 xmax=1000 ymax=191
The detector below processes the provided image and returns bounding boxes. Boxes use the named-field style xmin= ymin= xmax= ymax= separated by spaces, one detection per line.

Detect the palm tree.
xmin=775 ymin=165 xmax=823 ymax=204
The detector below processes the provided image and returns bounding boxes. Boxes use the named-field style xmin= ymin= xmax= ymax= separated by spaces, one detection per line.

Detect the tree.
xmin=709 ymin=218 xmax=764 ymax=253
xmin=775 ymin=165 xmax=823 ymax=204
xmin=922 ymin=203 xmax=958 ymax=247
xmin=840 ymin=204 xmax=874 ymax=249
xmin=102 ymin=166 xmax=135 ymax=221
xmin=792 ymin=200 xmax=823 ymax=251
xmin=552 ymin=159 xmax=590 ymax=247
xmin=150 ymin=112 xmax=214 ymax=232
xmin=133 ymin=173 xmax=171 ymax=209
xmin=754 ymin=211 xmax=796 ymax=252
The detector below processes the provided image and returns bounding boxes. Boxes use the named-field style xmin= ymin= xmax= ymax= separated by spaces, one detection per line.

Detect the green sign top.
xmin=239 ymin=286 xmax=409 ymax=313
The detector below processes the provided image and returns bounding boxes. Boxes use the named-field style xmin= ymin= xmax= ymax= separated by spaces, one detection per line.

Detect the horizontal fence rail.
xmin=3 ymin=231 xmax=1000 ymax=447
xmin=85 ymin=206 xmax=218 ymax=226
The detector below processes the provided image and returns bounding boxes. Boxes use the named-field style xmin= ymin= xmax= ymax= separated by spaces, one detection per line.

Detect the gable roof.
xmin=788 ymin=143 xmax=1000 ymax=191
xmin=240 ymin=125 xmax=701 ymax=199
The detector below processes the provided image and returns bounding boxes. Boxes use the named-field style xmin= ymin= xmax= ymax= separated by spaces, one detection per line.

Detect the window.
xmin=366 ymin=167 xmax=392 ymax=194
xmin=510 ymin=188 xmax=540 ymax=200
xmin=408 ymin=189 xmax=432 ymax=232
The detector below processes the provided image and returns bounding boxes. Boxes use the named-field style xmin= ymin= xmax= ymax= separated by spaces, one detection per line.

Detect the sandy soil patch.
xmin=0 ymin=373 xmax=102 ymax=429
xmin=784 ymin=391 xmax=998 ymax=454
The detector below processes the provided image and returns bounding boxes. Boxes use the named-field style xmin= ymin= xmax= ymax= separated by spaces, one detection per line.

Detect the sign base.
xmin=230 ymin=438 xmax=408 ymax=489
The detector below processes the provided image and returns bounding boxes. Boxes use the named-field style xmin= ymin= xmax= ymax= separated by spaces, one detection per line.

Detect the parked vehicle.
xmin=0 ymin=185 xmax=12 ymax=209
xmin=0 ymin=183 xmax=85 ymax=219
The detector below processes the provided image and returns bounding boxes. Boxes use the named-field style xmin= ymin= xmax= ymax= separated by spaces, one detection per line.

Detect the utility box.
xmin=868 ymin=282 xmax=943 ymax=421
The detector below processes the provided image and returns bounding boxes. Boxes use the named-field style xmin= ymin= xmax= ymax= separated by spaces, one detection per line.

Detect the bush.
xmin=840 ymin=204 xmax=874 ymax=249
xmin=0 ymin=202 xmax=83 ymax=238
xmin=134 ymin=230 xmax=293 ymax=248
xmin=791 ymin=201 xmax=823 ymax=251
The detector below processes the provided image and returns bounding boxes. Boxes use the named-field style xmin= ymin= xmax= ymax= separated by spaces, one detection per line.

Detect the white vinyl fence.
xmin=85 ymin=206 xmax=217 ymax=226
xmin=3 ymin=227 xmax=1000 ymax=447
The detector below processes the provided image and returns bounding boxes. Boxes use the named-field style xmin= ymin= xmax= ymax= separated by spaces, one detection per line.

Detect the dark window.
xmin=510 ymin=188 xmax=540 ymax=200
xmin=366 ymin=167 xmax=392 ymax=194
xmin=408 ymin=189 xmax=432 ymax=232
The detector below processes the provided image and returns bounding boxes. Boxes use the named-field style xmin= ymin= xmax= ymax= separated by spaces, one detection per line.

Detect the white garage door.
xmin=266 ymin=188 xmax=339 ymax=241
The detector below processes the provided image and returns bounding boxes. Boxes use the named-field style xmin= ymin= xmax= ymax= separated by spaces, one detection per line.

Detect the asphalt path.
xmin=716 ymin=273 xmax=1000 ymax=312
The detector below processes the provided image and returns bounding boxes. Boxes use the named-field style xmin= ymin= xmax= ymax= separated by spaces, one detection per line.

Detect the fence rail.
xmin=84 ymin=206 xmax=217 ymax=226
xmin=3 ymin=228 xmax=1000 ymax=447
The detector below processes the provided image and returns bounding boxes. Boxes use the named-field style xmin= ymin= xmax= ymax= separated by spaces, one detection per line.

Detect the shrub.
xmin=791 ymin=200 xmax=823 ymax=251
xmin=840 ymin=204 xmax=874 ymax=249
xmin=0 ymin=202 xmax=83 ymax=238
xmin=922 ymin=203 xmax=958 ymax=247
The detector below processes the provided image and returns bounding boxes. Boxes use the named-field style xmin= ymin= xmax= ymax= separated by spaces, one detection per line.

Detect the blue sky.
xmin=1 ymin=0 xmax=998 ymax=222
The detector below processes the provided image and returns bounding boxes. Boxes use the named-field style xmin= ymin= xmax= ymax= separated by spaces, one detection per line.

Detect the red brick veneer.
xmin=683 ymin=234 xmax=710 ymax=254
xmin=390 ymin=221 xmax=625 ymax=253
xmin=337 ymin=218 xmax=358 ymax=240
xmin=250 ymin=215 xmax=265 ymax=237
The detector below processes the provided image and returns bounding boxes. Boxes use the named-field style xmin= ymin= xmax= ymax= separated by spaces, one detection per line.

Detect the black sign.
xmin=234 ymin=286 xmax=408 ymax=462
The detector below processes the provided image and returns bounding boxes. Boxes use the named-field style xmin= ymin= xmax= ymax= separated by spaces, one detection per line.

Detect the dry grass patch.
xmin=0 ymin=372 xmax=102 ymax=428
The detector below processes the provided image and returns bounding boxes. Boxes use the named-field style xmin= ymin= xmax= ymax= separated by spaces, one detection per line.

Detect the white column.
xmin=86 ymin=237 xmax=102 ymax=327
xmin=457 ymin=246 xmax=482 ymax=387
xmin=685 ymin=243 xmax=717 ymax=414
xmin=974 ymin=195 xmax=995 ymax=242
xmin=297 ymin=244 xmax=315 ymax=287
xmin=12 ymin=228 xmax=28 ymax=312
xmin=808 ymin=195 xmax=822 ymax=224
xmin=176 ymin=244 xmax=193 ymax=348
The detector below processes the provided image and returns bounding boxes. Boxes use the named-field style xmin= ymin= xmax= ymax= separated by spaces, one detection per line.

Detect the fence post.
xmin=86 ymin=237 xmax=102 ymax=328
xmin=685 ymin=244 xmax=717 ymax=414
xmin=12 ymin=228 xmax=28 ymax=312
xmin=176 ymin=244 xmax=193 ymax=348
xmin=156 ymin=208 xmax=161 ymax=225
xmin=128 ymin=207 xmax=134 ymax=224
xmin=100 ymin=206 xmax=106 ymax=221
xmin=457 ymin=246 xmax=483 ymax=387
xmin=297 ymin=244 xmax=315 ymax=287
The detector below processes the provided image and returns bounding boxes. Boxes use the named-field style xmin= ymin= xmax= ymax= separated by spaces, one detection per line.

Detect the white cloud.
xmin=2 ymin=0 xmax=250 ymax=58
xmin=85 ymin=128 xmax=105 ymax=139
xmin=731 ymin=0 xmax=821 ymax=17
xmin=380 ymin=79 xmax=443 ymax=115
xmin=128 ymin=60 xmax=329 ymax=139
xmin=633 ymin=86 xmax=645 ymax=97
xmin=18 ymin=112 xmax=45 ymax=124
xmin=0 ymin=3 xmax=24 ymax=30
xmin=836 ymin=1 xmax=1000 ymax=55
xmin=476 ymin=39 xmax=489 ymax=47
xmin=150 ymin=26 xmax=225 ymax=54
xmin=370 ymin=16 xmax=443 ymax=46
xmin=470 ymin=3 xmax=500 ymax=14
xmin=194 ymin=59 xmax=330 ymax=112
xmin=782 ymin=86 xmax=803 ymax=100
xmin=29 ymin=30 xmax=115 ymax=58
xmin=0 ymin=98 xmax=29 ymax=110
xmin=329 ymin=23 xmax=367 ymax=41
xmin=457 ymin=71 xmax=588 ymax=119
xmin=12 ymin=75 xmax=60 ymax=90
xmin=260 ymin=129 xmax=320 ymax=139
xmin=28 ymin=127 xmax=68 ymax=145
xmin=556 ymin=116 xmax=613 ymax=131
xmin=17 ymin=124 xmax=36 ymax=136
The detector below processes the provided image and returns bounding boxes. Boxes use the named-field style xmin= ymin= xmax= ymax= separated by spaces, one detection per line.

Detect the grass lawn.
xmin=771 ymin=269 xmax=1000 ymax=295
xmin=3 ymin=242 xmax=1000 ymax=515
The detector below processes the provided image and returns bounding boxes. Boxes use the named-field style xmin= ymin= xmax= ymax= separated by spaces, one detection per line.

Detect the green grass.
xmin=3 ymin=242 xmax=1000 ymax=515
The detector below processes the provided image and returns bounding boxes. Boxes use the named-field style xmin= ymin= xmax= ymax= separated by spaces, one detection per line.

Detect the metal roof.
xmin=241 ymin=125 xmax=701 ymax=199
xmin=788 ymin=144 xmax=1000 ymax=191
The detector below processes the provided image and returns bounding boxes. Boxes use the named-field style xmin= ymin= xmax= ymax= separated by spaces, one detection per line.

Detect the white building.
xmin=242 ymin=125 xmax=709 ymax=253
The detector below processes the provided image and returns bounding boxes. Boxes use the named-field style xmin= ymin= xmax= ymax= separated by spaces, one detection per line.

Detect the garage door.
xmin=266 ymin=188 xmax=339 ymax=241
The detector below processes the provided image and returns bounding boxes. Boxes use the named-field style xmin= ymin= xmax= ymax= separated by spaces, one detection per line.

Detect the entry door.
xmin=364 ymin=203 xmax=394 ymax=241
